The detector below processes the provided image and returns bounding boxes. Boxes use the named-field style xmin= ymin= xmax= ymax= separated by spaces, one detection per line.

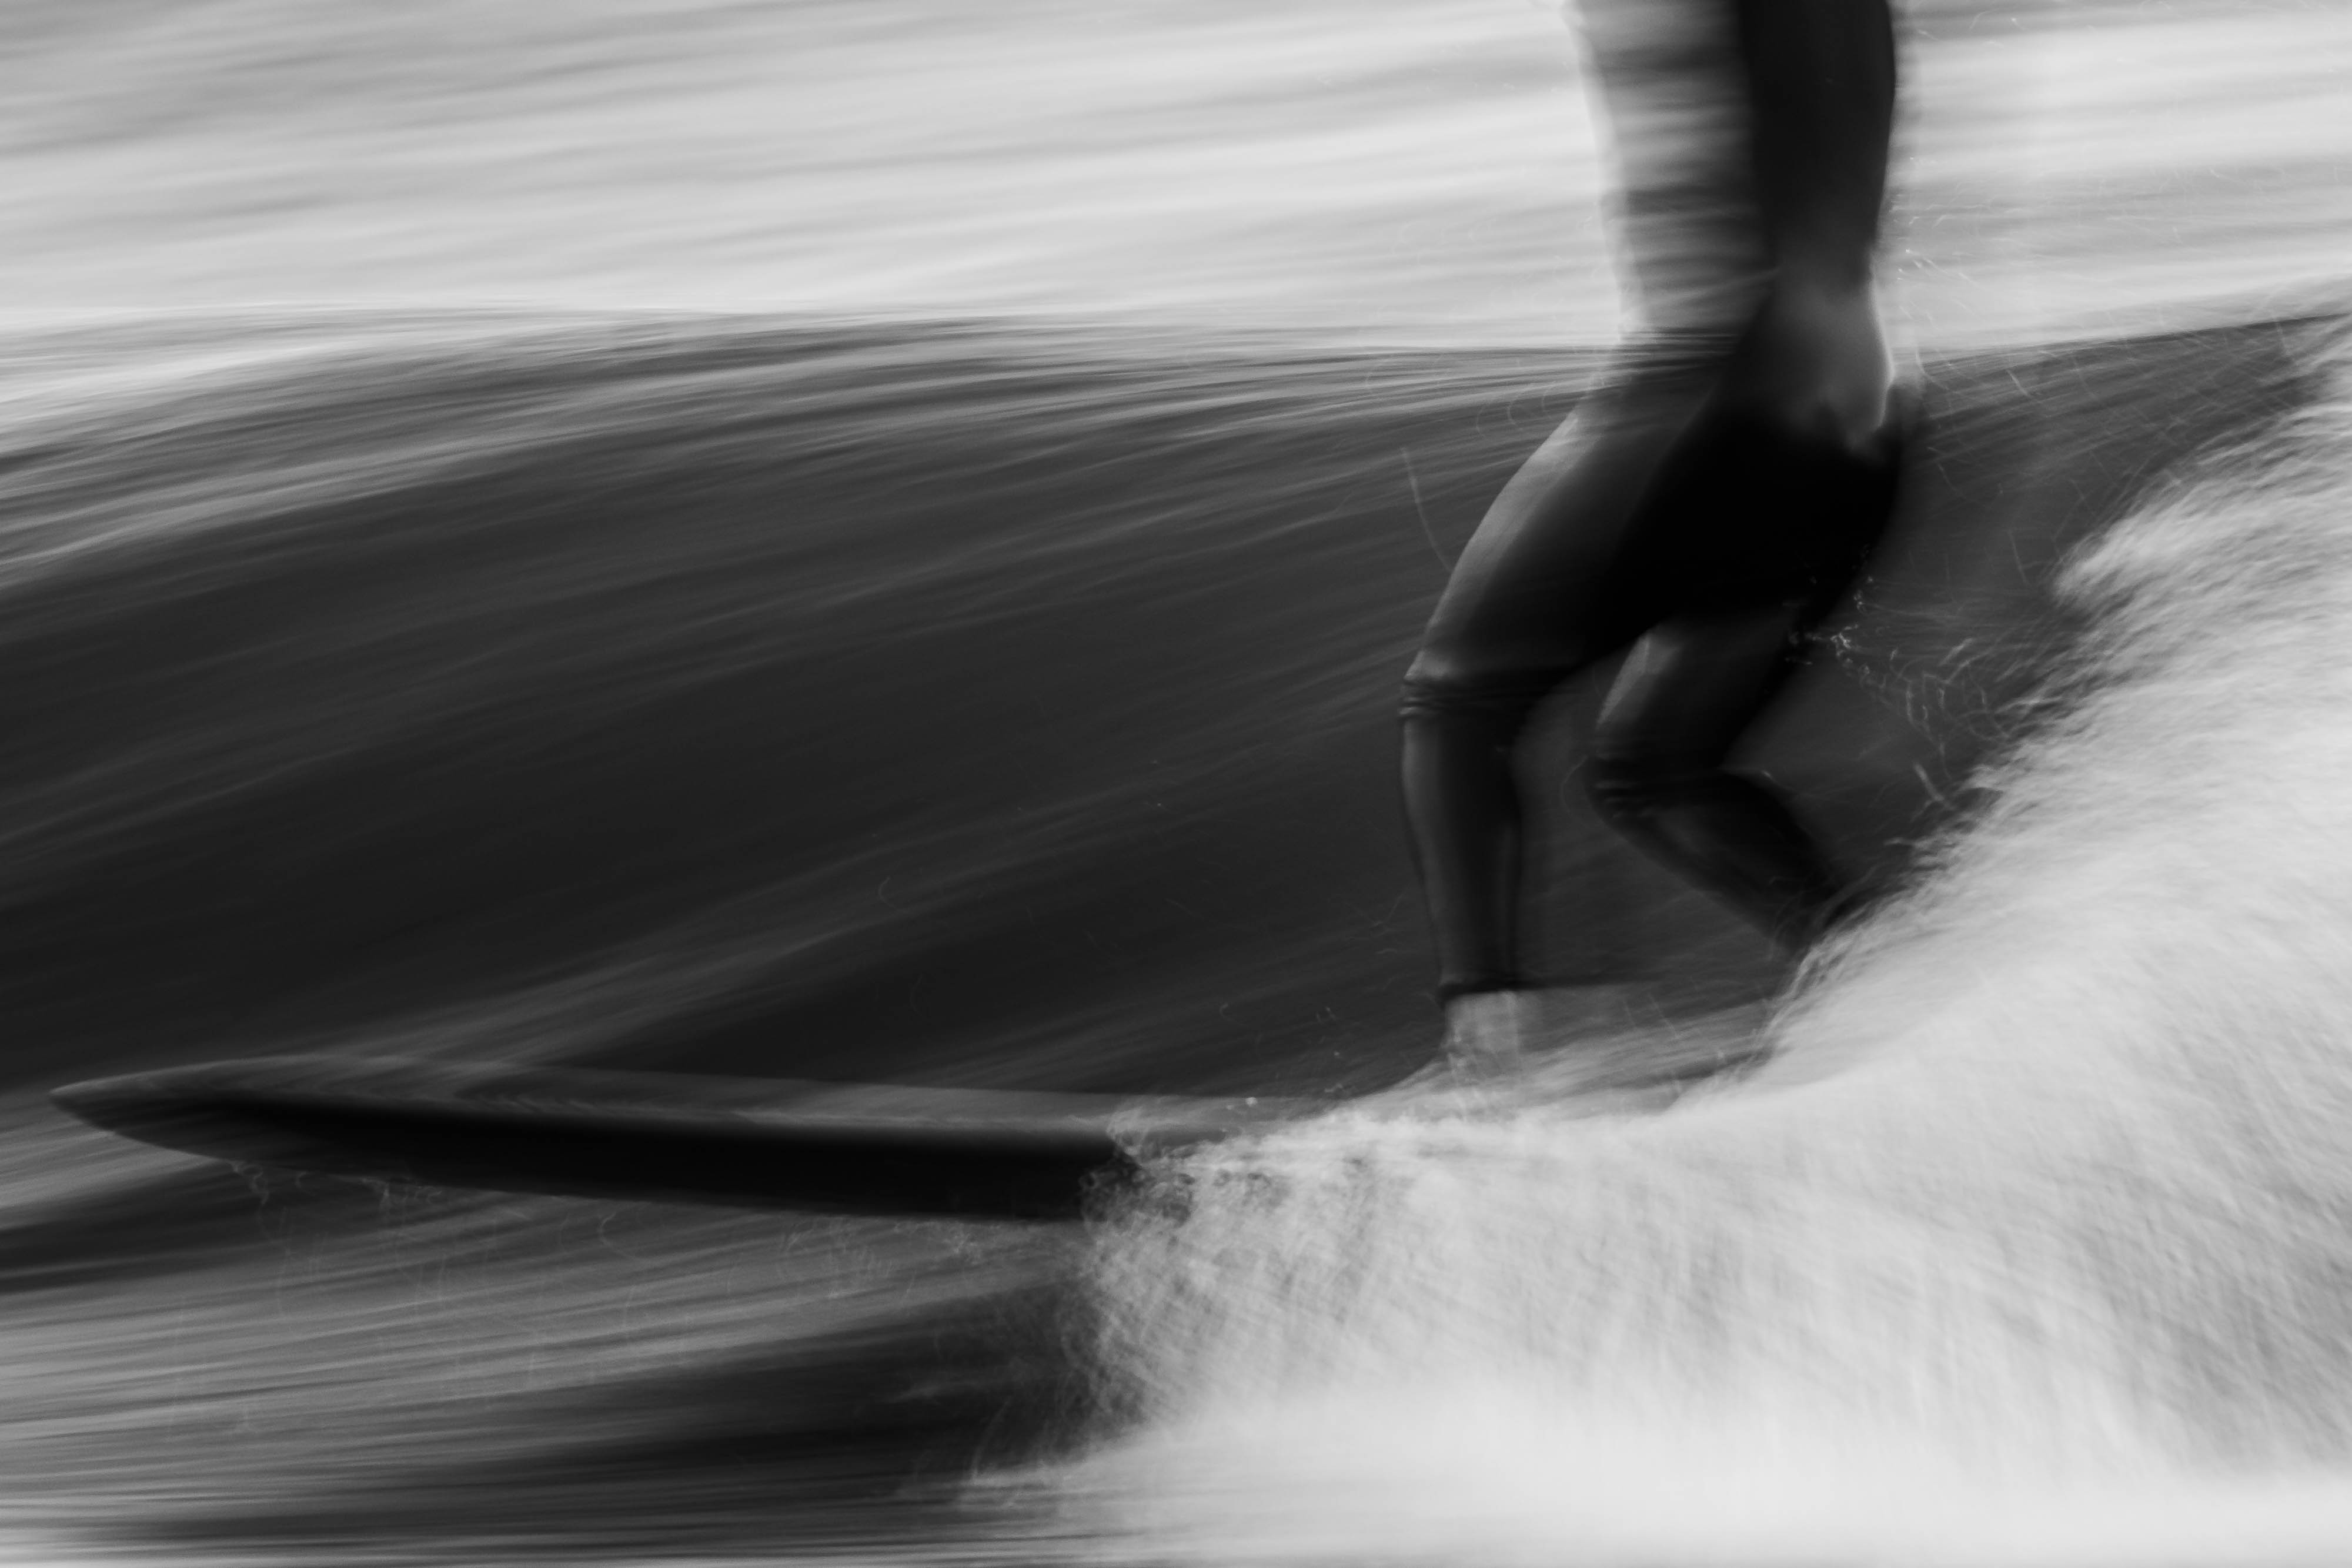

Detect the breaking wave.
xmin=1070 ymin=325 xmax=2352 ymax=1566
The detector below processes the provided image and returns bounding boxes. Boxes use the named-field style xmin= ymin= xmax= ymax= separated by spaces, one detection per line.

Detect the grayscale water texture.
xmin=0 ymin=2 xmax=2348 ymax=1564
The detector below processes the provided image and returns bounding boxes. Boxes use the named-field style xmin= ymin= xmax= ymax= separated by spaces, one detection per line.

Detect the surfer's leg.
xmin=1585 ymin=607 xmax=1842 ymax=950
xmin=1399 ymin=365 xmax=1708 ymax=1062
xmin=1579 ymin=394 xmax=1906 ymax=949
xmin=1403 ymin=0 xmax=1899 ymax=1069
xmin=1559 ymin=0 xmax=1900 ymax=952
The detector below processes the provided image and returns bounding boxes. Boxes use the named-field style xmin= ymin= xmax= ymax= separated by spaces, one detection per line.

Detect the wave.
xmin=1069 ymin=319 xmax=2352 ymax=1564
xmin=0 ymin=306 xmax=2324 ymax=1562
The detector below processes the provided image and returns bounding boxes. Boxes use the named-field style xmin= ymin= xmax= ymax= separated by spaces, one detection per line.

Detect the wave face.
xmin=1070 ymin=323 xmax=2352 ymax=1564
xmin=0 ymin=315 xmax=1642 ymax=1100
xmin=7 ymin=6 xmax=2352 ymax=1565
xmin=0 ymin=307 xmax=2327 ymax=1563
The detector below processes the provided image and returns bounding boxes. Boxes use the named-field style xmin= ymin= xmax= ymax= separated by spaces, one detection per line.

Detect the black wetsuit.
xmin=1399 ymin=0 xmax=1903 ymax=1002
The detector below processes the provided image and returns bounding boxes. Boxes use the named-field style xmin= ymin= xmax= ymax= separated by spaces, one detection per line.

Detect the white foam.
xmin=1061 ymin=346 xmax=2352 ymax=1562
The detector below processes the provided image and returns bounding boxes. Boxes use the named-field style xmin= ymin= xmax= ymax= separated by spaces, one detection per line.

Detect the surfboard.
xmin=51 ymin=1057 xmax=1317 ymax=1221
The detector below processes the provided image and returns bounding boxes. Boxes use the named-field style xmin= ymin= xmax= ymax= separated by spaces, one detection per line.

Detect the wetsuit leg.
xmin=1583 ymin=404 xmax=1904 ymax=947
xmin=1406 ymin=387 xmax=1904 ymax=989
xmin=1586 ymin=608 xmax=1839 ymax=948
xmin=1571 ymin=0 xmax=1900 ymax=947
xmin=1399 ymin=363 xmax=1713 ymax=1001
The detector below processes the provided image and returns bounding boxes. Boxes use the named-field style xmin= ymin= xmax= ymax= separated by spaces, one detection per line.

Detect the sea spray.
xmin=1064 ymin=338 xmax=2352 ymax=1561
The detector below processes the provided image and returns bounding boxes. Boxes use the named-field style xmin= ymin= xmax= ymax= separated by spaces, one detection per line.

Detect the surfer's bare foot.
xmin=1436 ymin=984 xmax=1655 ymax=1078
xmin=1442 ymin=988 xmax=1534 ymax=1077
xmin=1376 ymin=990 xmax=1538 ymax=1102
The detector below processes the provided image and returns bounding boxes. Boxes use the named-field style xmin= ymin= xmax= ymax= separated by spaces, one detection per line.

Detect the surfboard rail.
xmin=52 ymin=1057 xmax=1313 ymax=1220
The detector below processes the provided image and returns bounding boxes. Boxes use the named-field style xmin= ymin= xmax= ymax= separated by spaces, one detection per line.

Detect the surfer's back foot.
xmin=1401 ymin=982 xmax=1768 ymax=1106
xmin=1437 ymin=982 xmax=1659 ymax=1076
xmin=1441 ymin=988 xmax=1536 ymax=1076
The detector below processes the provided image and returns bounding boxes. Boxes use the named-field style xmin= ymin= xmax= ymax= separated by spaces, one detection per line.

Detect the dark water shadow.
xmin=0 ymin=1161 xmax=462 ymax=1294
xmin=104 ymin=1284 xmax=1081 ymax=1563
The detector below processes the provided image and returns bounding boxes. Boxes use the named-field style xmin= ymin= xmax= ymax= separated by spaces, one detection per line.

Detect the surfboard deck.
xmin=51 ymin=1057 xmax=1318 ymax=1221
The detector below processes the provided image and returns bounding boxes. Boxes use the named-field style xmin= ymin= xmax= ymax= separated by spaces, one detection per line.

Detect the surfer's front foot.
xmin=1441 ymin=988 xmax=1535 ymax=1077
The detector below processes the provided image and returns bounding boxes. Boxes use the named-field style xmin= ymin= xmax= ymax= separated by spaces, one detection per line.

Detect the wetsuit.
xmin=1400 ymin=0 xmax=1903 ymax=1004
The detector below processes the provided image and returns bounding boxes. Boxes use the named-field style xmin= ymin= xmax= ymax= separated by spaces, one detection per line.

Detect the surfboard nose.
xmin=49 ymin=1074 xmax=133 ymax=1128
xmin=55 ymin=1068 xmax=196 ymax=1138
xmin=53 ymin=1063 xmax=302 ymax=1165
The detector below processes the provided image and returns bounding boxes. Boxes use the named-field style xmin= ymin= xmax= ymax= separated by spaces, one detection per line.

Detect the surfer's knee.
xmin=1584 ymin=748 xmax=1698 ymax=831
xmin=1399 ymin=651 xmax=1557 ymax=745
xmin=1583 ymin=735 xmax=1766 ymax=834
xmin=1583 ymin=745 xmax=1844 ymax=948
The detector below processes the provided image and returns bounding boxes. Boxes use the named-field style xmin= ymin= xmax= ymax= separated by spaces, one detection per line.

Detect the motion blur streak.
xmin=0 ymin=316 xmax=1595 ymax=1092
xmin=0 ymin=315 xmax=1625 ymax=1562
xmin=4 ymin=1 xmax=2351 ymax=342
xmin=0 ymin=308 xmax=2313 ymax=1563
xmin=4 ymin=1 xmax=2351 ymax=1563
xmin=1068 ymin=328 xmax=2352 ymax=1563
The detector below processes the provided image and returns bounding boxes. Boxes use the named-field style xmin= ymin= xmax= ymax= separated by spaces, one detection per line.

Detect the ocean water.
xmin=1064 ymin=326 xmax=2352 ymax=1567
xmin=1 ymin=2 xmax=2350 ymax=1564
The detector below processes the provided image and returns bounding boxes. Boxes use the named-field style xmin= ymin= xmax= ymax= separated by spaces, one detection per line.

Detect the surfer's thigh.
xmin=1406 ymin=365 xmax=1713 ymax=703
